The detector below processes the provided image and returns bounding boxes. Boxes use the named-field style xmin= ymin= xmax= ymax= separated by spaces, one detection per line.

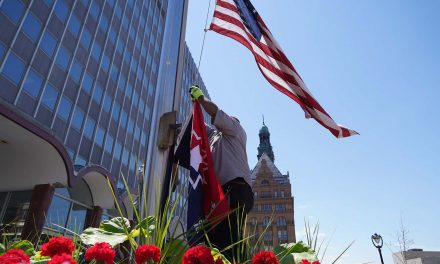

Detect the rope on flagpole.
xmin=196 ymin=0 xmax=213 ymax=79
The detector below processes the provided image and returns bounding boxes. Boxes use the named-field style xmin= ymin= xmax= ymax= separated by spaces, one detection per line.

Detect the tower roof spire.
xmin=257 ymin=117 xmax=274 ymax=162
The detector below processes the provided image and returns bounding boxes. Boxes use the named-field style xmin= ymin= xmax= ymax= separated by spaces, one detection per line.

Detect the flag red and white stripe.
xmin=210 ymin=0 xmax=358 ymax=138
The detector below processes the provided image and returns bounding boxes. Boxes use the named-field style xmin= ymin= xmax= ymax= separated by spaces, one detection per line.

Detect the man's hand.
xmin=189 ymin=85 xmax=204 ymax=101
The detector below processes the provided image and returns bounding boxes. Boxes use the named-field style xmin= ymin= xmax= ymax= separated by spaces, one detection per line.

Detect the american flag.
xmin=210 ymin=0 xmax=358 ymax=138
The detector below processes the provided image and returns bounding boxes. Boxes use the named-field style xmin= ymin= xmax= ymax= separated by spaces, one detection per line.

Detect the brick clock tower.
xmin=247 ymin=121 xmax=296 ymax=249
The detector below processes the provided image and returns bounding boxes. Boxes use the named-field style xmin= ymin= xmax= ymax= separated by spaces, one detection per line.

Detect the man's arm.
xmin=190 ymin=85 xmax=242 ymax=135
xmin=198 ymin=95 xmax=218 ymax=120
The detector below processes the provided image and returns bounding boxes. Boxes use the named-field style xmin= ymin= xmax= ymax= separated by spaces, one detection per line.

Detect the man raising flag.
xmin=174 ymin=95 xmax=230 ymax=240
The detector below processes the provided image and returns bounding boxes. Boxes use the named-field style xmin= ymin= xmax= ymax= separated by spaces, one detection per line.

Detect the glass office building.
xmin=0 ymin=0 xmax=188 ymax=239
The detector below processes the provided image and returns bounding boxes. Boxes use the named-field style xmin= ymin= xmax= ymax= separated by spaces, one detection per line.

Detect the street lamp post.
xmin=371 ymin=233 xmax=385 ymax=264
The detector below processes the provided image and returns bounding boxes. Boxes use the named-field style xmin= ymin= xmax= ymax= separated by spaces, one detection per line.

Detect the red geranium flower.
xmin=85 ymin=242 xmax=115 ymax=264
xmin=135 ymin=244 xmax=161 ymax=263
xmin=215 ymin=258 xmax=224 ymax=264
xmin=48 ymin=253 xmax=78 ymax=264
xmin=41 ymin=236 xmax=75 ymax=257
xmin=182 ymin=245 xmax=214 ymax=264
xmin=299 ymin=260 xmax=320 ymax=264
xmin=0 ymin=249 xmax=30 ymax=264
xmin=252 ymin=250 xmax=279 ymax=264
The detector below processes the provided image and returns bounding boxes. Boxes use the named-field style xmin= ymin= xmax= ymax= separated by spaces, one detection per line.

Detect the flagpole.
xmin=196 ymin=0 xmax=213 ymax=84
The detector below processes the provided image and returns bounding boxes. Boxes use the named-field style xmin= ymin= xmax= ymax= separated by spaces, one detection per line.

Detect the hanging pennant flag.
xmin=210 ymin=0 xmax=358 ymax=138
xmin=174 ymin=101 xmax=230 ymax=233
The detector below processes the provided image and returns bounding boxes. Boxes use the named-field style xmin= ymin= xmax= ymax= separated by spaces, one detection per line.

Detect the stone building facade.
xmin=247 ymin=122 xmax=296 ymax=249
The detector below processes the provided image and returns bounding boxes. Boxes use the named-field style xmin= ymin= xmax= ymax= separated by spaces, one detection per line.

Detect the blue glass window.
xmin=132 ymin=91 xmax=139 ymax=106
xmin=80 ymin=0 xmax=89 ymax=7
xmin=84 ymin=117 xmax=96 ymax=139
xmin=2 ymin=53 xmax=25 ymax=84
xmin=126 ymin=84 xmax=133 ymax=98
xmin=109 ymin=28 xmax=117 ymax=44
xmin=130 ymin=154 xmax=136 ymax=171
xmin=141 ymin=132 xmax=147 ymax=146
xmin=102 ymin=54 xmax=110 ymax=72
xmin=104 ymin=134 xmax=114 ymax=153
xmin=120 ymin=110 xmax=127 ymax=128
xmin=22 ymin=12 xmax=42 ymax=42
xmin=80 ymin=29 xmax=92 ymax=49
xmin=133 ymin=6 xmax=140 ymax=20
xmin=110 ymin=65 xmax=118 ymax=82
xmin=118 ymin=75 xmax=126 ymax=90
xmin=23 ymin=69 xmax=43 ymax=98
xmin=0 ymin=43 xmax=5 ymax=61
xmin=136 ymin=69 xmax=142 ymax=82
xmin=95 ymin=126 xmax=105 ymax=147
xmin=93 ymin=84 xmax=103 ymax=103
xmin=57 ymin=96 xmax=72 ymax=120
xmin=40 ymin=31 xmax=57 ymax=58
xmin=72 ymin=107 xmax=85 ymax=130
xmin=91 ymin=42 xmax=102 ymax=61
xmin=131 ymin=58 xmax=138 ymax=72
xmin=99 ymin=15 xmax=109 ymax=33
xmin=115 ymin=4 xmax=122 ymax=20
xmin=55 ymin=46 xmax=71 ymax=71
xmin=90 ymin=0 xmax=101 ymax=21
xmin=107 ymin=0 xmax=115 ymax=8
xmin=74 ymin=155 xmax=87 ymax=166
xmin=82 ymin=72 xmax=94 ymax=94
xmin=70 ymin=60 xmax=83 ymax=84
xmin=116 ymin=39 xmax=124 ymax=55
xmin=127 ymin=118 xmax=134 ymax=134
xmin=127 ymin=0 xmax=134 ymax=8
xmin=1 ymin=0 xmax=25 ymax=24
xmin=122 ymin=16 xmax=129 ymax=31
xmin=134 ymin=126 xmax=140 ymax=141
xmin=129 ymin=28 xmax=135 ymax=41
xmin=122 ymin=148 xmax=129 ymax=165
xmin=41 ymin=84 xmax=59 ymax=110
xmin=123 ymin=51 xmax=130 ymax=65
xmin=102 ymin=93 xmax=112 ymax=112
xmin=68 ymin=14 xmax=81 ymax=37
xmin=54 ymin=0 xmax=69 ymax=23
xmin=114 ymin=142 xmax=122 ymax=160
xmin=44 ymin=0 xmax=55 ymax=7
xmin=111 ymin=102 xmax=120 ymax=121
xmin=135 ymin=37 xmax=141 ymax=50
xmin=139 ymin=99 xmax=145 ymax=115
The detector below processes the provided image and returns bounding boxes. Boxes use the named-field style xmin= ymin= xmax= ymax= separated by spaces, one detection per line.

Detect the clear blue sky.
xmin=185 ymin=0 xmax=440 ymax=263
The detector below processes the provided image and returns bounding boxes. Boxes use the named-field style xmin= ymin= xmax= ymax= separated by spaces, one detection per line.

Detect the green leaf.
xmin=99 ymin=217 xmax=131 ymax=233
xmin=275 ymin=241 xmax=316 ymax=264
xmin=9 ymin=240 xmax=35 ymax=256
xmin=0 ymin=243 xmax=5 ymax=255
xmin=30 ymin=260 xmax=50 ymax=264
xmin=80 ymin=227 xmax=128 ymax=247
xmin=292 ymin=252 xmax=319 ymax=263
xmin=132 ymin=216 xmax=156 ymax=238
xmin=211 ymin=247 xmax=231 ymax=264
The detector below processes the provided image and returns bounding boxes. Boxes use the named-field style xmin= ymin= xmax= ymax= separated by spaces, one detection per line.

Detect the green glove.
xmin=190 ymin=85 xmax=204 ymax=101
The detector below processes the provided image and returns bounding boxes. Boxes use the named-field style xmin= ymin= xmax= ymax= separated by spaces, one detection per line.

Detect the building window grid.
xmin=106 ymin=0 xmax=143 ymax=178
xmin=113 ymin=0 xmax=163 ymax=184
xmin=3 ymin=0 xmax=55 ymax=105
xmin=0 ymin=0 xmax=165 ymax=191
xmin=28 ymin=0 xmax=77 ymax=121
xmin=49 ymin=0 xmax=95 ymax=137
xmin=0 ymin=0 xmax=33 ymax=74
xmin=63 ymin=0 xmax=117 ymax=163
